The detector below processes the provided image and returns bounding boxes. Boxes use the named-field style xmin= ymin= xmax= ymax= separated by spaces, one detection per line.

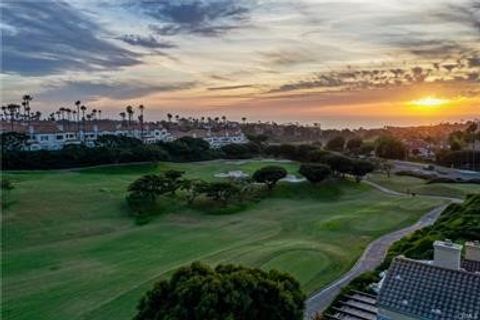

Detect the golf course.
xmin=3 ymin=159 xmax=478 ymax=320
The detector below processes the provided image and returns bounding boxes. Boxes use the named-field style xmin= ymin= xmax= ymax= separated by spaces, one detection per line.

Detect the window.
xmin=40 ymin=136 xmax=49 ymax=141
xmin=56 ymin=135 xmax=64 ymax=140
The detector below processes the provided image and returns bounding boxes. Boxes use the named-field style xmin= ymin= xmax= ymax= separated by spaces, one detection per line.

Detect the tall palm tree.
xmin=119 ymin=112 xmax=126 ymax=125
xmin=167 ymin=113 xmax=172 ymax=123
xmin=66 ymin=108 xmax=72 ymax=131
xmin=7 ymin=104 xmax=20 ymax=131
xmin=80 ymin=105 xmax=87 ymax=140
xmin=75 ymin=100 xmax=81 ymax=132
xmin=59 ymin=107 xmax=66 ymax=126
xmin=125 ymin=105 xmax=134 ymax=136
xmin=98 ymin=110 xmax=102 ymax=121
xmin=22 ymin=95 xmax=33 ymax=121
xmin=21 ymin=101 xmax=27 ymax=121
xmin=242 ymin=117 xmax=247 ymax=124
xmin=138 ymin=104 xmax=145 ymax=141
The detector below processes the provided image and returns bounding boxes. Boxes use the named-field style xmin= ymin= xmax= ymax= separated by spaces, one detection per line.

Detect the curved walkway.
xmin=304 ymin=180 xmax=462 ymax=319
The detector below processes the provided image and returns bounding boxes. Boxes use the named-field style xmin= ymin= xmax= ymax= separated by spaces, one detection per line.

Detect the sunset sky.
xmin=2 ymin=0 xmax=479 ymax=128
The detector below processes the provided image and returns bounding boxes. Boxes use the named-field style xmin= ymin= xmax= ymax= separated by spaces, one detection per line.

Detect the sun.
xmin=409 ymin=96 xmax=450 ymax=108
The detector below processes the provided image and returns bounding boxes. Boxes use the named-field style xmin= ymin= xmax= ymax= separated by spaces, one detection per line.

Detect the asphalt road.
xmin=393 ymin=160 xmax=480 ymax=181
xmin=303 ymin=181 xmax=461 ymax=319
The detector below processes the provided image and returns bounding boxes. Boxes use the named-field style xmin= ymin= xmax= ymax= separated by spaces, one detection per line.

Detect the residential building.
xmin=0 ymin=119 xmax=248 ymax=150
xmin=0 ymin=120 xmax=172 ymax=150
xmin=324 ymin=240 xmax=480 ymax=320
xmin=377 ymin=240 xmax=480 ymax=320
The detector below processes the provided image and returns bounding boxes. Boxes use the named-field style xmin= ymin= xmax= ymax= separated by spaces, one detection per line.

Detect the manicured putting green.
xmin=3 ymin=160 xmax=448 ymax=320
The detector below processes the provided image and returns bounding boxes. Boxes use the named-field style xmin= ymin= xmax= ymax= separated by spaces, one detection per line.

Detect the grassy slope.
xmin=367 ymin=173 xmax=480 ymax=198
xmin=3 ymin=160 xmax=446 ymax=320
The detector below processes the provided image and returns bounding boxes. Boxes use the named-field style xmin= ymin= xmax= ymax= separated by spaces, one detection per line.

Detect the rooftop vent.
xmin=433 ymin=239 xmax=462 ymax=270
xmin=465 ymin=240 xmax=480 ymax=262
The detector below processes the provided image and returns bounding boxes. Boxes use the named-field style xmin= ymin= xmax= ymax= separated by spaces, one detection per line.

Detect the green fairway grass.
xmin=2 ymin=160 xmax=449 ymax=320
xmin=367 ymin=172 xmax=480 ymax=198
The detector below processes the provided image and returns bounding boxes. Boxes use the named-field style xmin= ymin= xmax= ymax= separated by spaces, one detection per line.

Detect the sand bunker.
xmin=214 ymin=170 xmax=249 ymax=178
xmin=280 ymin=174 xmax=306 ymax=183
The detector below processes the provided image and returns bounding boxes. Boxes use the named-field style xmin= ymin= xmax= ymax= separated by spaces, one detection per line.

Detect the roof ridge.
xmin=394 ymin=256 xmax=480 ymax=277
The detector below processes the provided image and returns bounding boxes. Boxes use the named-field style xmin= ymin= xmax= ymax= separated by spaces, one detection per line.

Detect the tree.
xmin=1 ymin=132 xmax=28 ymax=151
xmin=133 ymin=262 xmax=305 ymax=320
xmin=323 ymin=154 xmax=353 ymax=176
xmin=138 ymin=104 xmax=145 ymax=141
xmin=181 ymin=179 xmax=208 ymax=204
xmin=376 ymin=159 xmax=394 ymax=177
xmin=326 ymin=136 xmax=345 ymax=152
xmin=450 ymin=140 xmax=462 ymax=151
xmin=163 ymin=169 xmax=185 ymax=195
xmin=127 ymin=174 xmax=164 ymax=202
xmin=358 ymin=143 xmax=375 ymax=156
xmin=7 ymin=104 xmax=20 ymax=131
xmin=253 ymin=166 xmax=287 ymax=191
xmin=221 ymin=143 xmax=254 ymax=159
xmin=126 ymin=105 xmax=134 ymax=125
xmin=350 ymin=160 xmax=375 ymax=182
xmin=299 ymin=164 xmax=331 ymax=184
xmin=119 ymin=112 xmax=127 ymax=125
xmin=375 ymin=135 xmax=407 ymax=160
xmin=346 ymin=137 xmax=363 ymax=154
xmin=203 ymin=182 xmax=239 ymax=205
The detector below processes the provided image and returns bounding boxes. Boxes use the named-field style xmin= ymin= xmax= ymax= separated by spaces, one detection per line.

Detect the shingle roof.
xmin=462 ymin=259 xmax=480 ymax=273
xmin=378 ymin=257 xmax=480 ymax=320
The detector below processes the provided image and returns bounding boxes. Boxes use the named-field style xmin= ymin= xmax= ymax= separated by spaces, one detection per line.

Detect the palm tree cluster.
xmin=163 ymin=113 xmax=240 ymax=133
xmin=49 ymin=100 xmax=102 ymax=127
xmin=1 ymin=95 xmax=41 ymax=131
xmin=1 ymin=95 xmax=105 ymax=132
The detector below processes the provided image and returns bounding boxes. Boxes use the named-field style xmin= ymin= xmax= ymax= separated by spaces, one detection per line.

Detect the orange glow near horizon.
xmin=408 ymin=96 xmax=450 ymax=108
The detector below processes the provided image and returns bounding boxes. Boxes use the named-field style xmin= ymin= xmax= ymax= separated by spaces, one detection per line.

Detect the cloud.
xmin=1 ymin=1 xmax=140 ymax=76
xmin=133 ymin=0 xmax=252 ymax=36
xmin=208 ymin=84 xmax=254 ymax=91
xmin=268 ymin=54 xmax=480 ymax=95
xmin=260 ymin=49 xmax=316 ymax=67
xmin=270 ymin=74 xmax=344 ymax=93
xmin=118 ymin=34 xmax=177 ymax=49
xmin=37 ymin=80 xmax=196 ymax=101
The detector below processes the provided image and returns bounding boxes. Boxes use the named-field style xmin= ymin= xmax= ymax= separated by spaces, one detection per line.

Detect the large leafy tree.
xmin=346 ymin=137 xmax=363 ymax=154
xmin=1 ymin=132 xmax=28 ymax=151
xmin=325 ymin=136 xmax=345 ymax=152
xmin=375 ymin=135 xmax=407 ymax=160
xmin=252 ymin=166 xmax=287 ymax=191
xmin=163 ymin=169 xmax=185 ymax=195
xmin=299 ymin=164 xmax=331 ymax=184
xmin=134 ymin=262 xmax=305 ymax=320
xmin=203 ymin=182 xmax=239 ymax=205
xmin=127 ymin=174 xmax=165 ymax=202
xmin=350 ymin=160 xmax=375 ymax=182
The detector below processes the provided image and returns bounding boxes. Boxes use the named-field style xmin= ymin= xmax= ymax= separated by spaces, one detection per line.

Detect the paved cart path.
xmin=304 ymin=180 xmax=462 ymax=319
